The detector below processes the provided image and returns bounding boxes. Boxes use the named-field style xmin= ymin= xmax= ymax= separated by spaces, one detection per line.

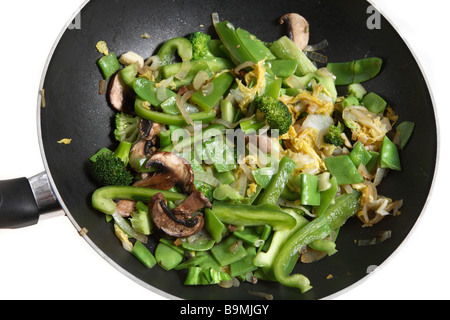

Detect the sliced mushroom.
xmin=280 ymin=13 xmax=310 ymax=51
xmin=129 ymin=139 xmax=158 ymax=172
xmin=149 ymin=192 xmax=204 ymax=237
xmin=133 ymin=152 xmax=194 ymax=194
xmin=115 ymin=200 xmax=136 ymax=218
xmin=108 ymin=73 xmax=135 ymax=112
xmin=139 ymin=120 xmax=162 ymax=142
xmin=172 ymin=190 xmax=212 ymax=218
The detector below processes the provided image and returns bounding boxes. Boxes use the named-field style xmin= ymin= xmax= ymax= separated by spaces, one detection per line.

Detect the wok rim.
xmin=35 ymin=0 xmax=440 ymax=300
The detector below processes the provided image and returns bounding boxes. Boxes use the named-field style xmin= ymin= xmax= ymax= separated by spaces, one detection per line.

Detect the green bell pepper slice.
xmin=256 ymin=156 xmax=296 ymax=206
xmin=273 ymin=190 xmax=361 ymax=293
xmin=190 ymin=72 xmax=235 ymax=112
xmin=97 ymin=52 xmax=121 ymax=80
xmin=91 ymin=186 xmax=187 ymax=215
xmin=135 ymin=98 xmax=216 ymax=126
xmin=211 ymin=201 xmax=297 ymax=231
xmin=157 ymin=37 xmax=193 ymax=66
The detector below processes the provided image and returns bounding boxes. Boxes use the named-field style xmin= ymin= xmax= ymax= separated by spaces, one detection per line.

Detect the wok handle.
xmin=0 ymin=172 xmax=60 ymax=229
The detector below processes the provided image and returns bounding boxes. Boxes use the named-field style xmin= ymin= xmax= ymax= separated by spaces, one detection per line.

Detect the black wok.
xmin=0 ymin=0 xmax=437 ymax=300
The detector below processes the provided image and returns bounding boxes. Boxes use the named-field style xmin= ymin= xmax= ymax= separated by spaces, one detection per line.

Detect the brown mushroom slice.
xmin=108 ymin=73 xmax=135 ymax=112
xmin=115 ymin=200 xmax=136 ymax=218
xmin=149 ymin=193 xmax=204 ymax=237
xmin=141 ymin=152 xmax=195 ymax=194
xmin=280 ymin=13 xmax=310 ymax=51
xmin=172 ymin=190 xmax=212 ymax=218
xmin=139 ymin=120 xmax=162 ymax=142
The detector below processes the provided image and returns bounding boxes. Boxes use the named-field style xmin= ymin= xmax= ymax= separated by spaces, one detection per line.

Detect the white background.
xmin=0 ymin=0 xmax=447 ymax=300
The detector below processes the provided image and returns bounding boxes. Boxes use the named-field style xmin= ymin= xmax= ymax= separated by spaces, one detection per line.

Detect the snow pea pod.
xmin=97 ymin=52 xmax=121 ymax=80
xmin=273 ymin=190 xmax=361 ymax=293
xmin=327 ymin=57 xmax=383 ymax=86
xmin=380 ymin=136 xmax=402 ymax=171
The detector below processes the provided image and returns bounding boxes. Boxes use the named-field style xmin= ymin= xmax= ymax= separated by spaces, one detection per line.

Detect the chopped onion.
xmin=304 ymin=39 xmax=329 ymax=52
xmin=277 ymin=198 xmax=316 ymax=218
xmin=176 ymin=90 xmax=195 ymax=127
xmin=144 ymin=55 xmax=161 ymax=71
xmin=194 ymin=172 xmax=221 ymax=188
xmin=373 ymin=167 xmax=387 ymax=187
xmin=175 ymin=60 xmax=191 ymax=80
xmin=285 ymin=75 xmax=306 ymax=89
xmin=305 ymin=51 xmax=328 ymax=64
xmin=212 ymin=12 xmax=220 ymax=27
xmin=233 ymin=61 xmax=256 ymax=74
xmin=318 ymin=172 xmax=332 ymax=192
xmin=156 ymin=76 xmax=174 ymax=102
xmin=112 ymin=210 xmax=148 ymax=244
xmin=202 ymin=81 xmax=215 ymax=96
xmin=193 ymin=70 xmax=210 ymax=90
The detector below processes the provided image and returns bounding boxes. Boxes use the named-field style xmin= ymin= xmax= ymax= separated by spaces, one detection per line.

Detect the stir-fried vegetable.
xmin=90 ymin=12 xmax=413 ymax=295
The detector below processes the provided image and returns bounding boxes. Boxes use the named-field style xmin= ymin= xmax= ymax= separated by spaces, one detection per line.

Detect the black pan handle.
xmin=0 ymin=172 xmax=60 ymax=229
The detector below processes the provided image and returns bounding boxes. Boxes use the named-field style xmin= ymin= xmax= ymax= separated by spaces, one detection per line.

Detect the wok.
xmin=0 ymin=0 xmax=437 ymax=300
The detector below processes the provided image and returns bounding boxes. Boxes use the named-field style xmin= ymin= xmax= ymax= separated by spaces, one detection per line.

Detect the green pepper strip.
xmin=211 ymin=201 xmax=297 ymax=231
xmin=135 ymin=98 xmax=216 ymax=126
xmin=157 ymin=37 xmax=193 ymax=66
xmin=273 ymin=190 xmax=361 ymax=293
xmin=91 ymin=186 xmax=187 ymax=215
xmin=257 ymin=156 xmax=296 ymax=206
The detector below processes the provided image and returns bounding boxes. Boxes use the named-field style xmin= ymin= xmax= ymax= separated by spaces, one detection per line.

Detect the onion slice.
xmin=112 ymin=210 xmax=148 ymax=244
xmin=175 ymin=60 xmax=191 ymax=80
xmin=176 ymin=90 xmax=196 ymax=127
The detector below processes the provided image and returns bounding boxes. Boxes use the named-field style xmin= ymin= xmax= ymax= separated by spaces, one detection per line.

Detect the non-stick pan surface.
xmin=38 ymin=0 xmax=437 ymax=300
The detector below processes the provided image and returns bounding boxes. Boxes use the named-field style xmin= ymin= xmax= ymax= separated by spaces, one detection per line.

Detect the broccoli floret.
xmin=189 ymin=32 xmax=214 ymax=60
xmin=114 ymin=112 xmax=141 ymax=144
xmin=324 ymin=125 xmax=345 ymax=147
xmin=195 ymin=182 xmax=214 ymax=203
xmin=90 ymin=141 xmax=134 ymax=186
xmin=252 ymin=95 xmax=292 ymax=135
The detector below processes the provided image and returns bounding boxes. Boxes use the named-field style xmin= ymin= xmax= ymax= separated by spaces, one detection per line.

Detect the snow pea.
xmin=273 ymin=190 xmax=361 ymax=293
xmin=157 ymin=37 xmax=193 ymax=66
xmin=190 ymin=72 xmax=235 ymax=112
xmin=204 ymin=208 xmax=227 ymax=243
xmin=229 ymin=246 xmax=259 ymax=277
xmin=269 ymin=60 xmax=298 ymax=78
xmin=324 ymin=155 xmax=365 ymax=185
xmin=133 ymin=78 xmax=177 ymax=107
xmin=396 ymin=121 xmax=415 ymax=150
xmin=350 ymin=141 xmax=373 ymax=168
xmin=214 ymin=21 xmax=255 ymax=65
xmin=269 ymin=36 xmax=317 ymax=76
xmin=256 ymin=156 xmax=296 ymax=205
xmin=362 ymin=92 xmax=387 ymax=114
xmin=235 ymin=27 xmax=276 ymax=62
xmin=155 ymin=241 xmax=184 ymax=271
xmin=135 ymin=98 xmax=216 ymax=126
xmin=380 ymin=136 xmax=402 ymax=171
xmin=97 ymin=52 xmax=121 ymax=80
xmin=132 ymin=241 xmax=156 ymax=269
xmin=210 ymin=236 xmax=248 ymax=266
xmin=327 ymin=57 xmax=383 ymax=86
